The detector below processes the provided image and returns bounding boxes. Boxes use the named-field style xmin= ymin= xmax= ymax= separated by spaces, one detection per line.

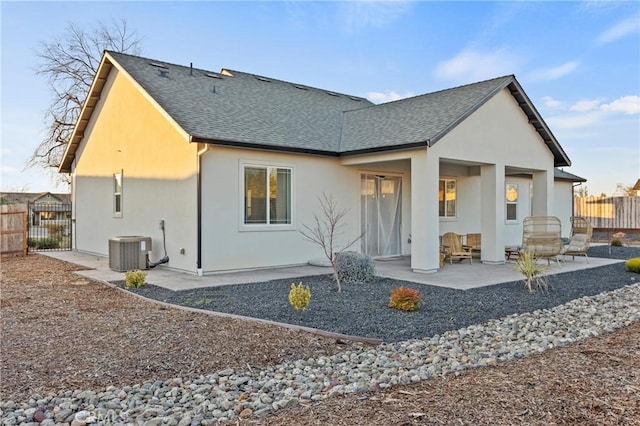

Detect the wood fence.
xmin=1 ymin=204 xmax=27 ymax=257
xmin=574 ymin=196 xmax=640 ymax=230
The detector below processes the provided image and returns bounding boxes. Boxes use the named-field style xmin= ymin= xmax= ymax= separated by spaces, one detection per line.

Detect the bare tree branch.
xmin=300 ymin=193 xmax=363 ymax=292
xmin=28 ymin=19 xmax=142 ymax=181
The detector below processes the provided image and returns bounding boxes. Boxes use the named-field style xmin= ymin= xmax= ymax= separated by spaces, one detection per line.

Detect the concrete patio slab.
xmin=41 ymin=250 xmax=623 ymax=292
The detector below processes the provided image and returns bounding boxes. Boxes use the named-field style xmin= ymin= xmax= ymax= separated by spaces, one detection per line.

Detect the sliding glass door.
xmin=361 ymin=174 xmax=402 ymax=257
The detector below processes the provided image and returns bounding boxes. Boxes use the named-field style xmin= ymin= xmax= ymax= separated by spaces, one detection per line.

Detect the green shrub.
xmin=288 ymin=282 xmax=311 ymax=311
xmin=125 ymin=270 xmax=147 ymax=288
xmin=335 ymin=251 xmax=376 ymax=284
xmin=514 ymin=251 xmax=549 ymax=293
xmin=46 ymin=223 xmax=66 ymax=237
xmin=389 ymin=286 xmax=421 ymax=311
xmin=626 ymin=258 xmax=640 ymax=273
xmin=611 ymin=239 xmax=623 ymax=247
xmin=27 ymin=237 xmax=60 ymax=250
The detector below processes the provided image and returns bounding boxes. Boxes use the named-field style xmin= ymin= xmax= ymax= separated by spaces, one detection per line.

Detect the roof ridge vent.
xmin=204 ymin=72 xmax=223 ymax=79
xmin=256 ymin=76 xmax=271 ymax=82
xmin=293 ymin=84 xmax=308 ymax=90
xmin=348 ymin=96 xmax=362 ymax=101
xmin=149 ymin=62 xmax=169 ymax=69
xmin=326 ymin=91 xmax=340 ymax=97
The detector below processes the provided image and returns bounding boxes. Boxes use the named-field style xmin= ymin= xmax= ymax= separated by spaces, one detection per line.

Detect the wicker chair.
xmin=442 ymin=232 xmax=473 ymax=264
xmin=522 ymin=216 xmax=563 ymax=266
xmin=561 ymin=216 xmax=593 ymax=263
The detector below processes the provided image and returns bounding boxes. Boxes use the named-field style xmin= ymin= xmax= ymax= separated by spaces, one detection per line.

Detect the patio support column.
xmin=411 ymin=150 xmax=440 ymax=273
xmin=532 ymin=170 xmax=553 ymax=216
xmin=480 ymin=163 xmax=505 ymax=264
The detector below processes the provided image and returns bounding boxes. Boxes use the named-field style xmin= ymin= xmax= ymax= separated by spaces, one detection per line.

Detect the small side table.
xmin=505 ymin=246 xmax=520 ymax=261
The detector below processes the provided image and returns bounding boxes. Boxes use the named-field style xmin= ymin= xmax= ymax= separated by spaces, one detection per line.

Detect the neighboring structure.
xmin=59 ymin=51 xmax=585 ymax=275
xmin=0 ymin=192 xmax=71 ymax=226
xmin=632 ymin=179 xmax=640 ymax=196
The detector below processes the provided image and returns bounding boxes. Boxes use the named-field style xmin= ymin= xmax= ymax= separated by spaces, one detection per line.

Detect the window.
xmin=506 ymin=183 xmax=518 ymax=221
xmin=244 ymin=165 xmax=291 ymax=225
xmin=439 ymin=179 xmax=456 ymax=218
xmin=114 ymin=171 xmax=123 ymax=217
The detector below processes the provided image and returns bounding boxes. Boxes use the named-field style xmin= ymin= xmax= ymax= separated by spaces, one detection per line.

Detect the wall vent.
xmin=109 ymin=236 xmax=152 ymax=272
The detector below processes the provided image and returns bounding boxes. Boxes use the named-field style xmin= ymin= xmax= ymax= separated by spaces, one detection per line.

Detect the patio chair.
xmin=522 ymin=216 xmax=563 ymax=266
xmin=466 ymin=233 xmax=481 ymax=257
xmin=442 ymin=232 xmax=473 ymax=264
xmin=561 ymin=216 xmax=593 ymax=263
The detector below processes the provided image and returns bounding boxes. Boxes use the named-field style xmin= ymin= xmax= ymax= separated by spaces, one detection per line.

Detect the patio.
xmin=42 ymin=250 xmax=621 ymax=292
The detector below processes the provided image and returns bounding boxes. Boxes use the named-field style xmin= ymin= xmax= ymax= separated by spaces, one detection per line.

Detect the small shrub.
xmin=514 ymin=251 xmax=548 ymax=293
xmin=27 ymin=237 xmax=60 ymax=250
xmin=389 ymin=286 xmax=421 ymax=311
xmin=289 ymin=282 xmax=311 ymax=311
xmin=626 ymin=258 xmax=640 ymax=273
xmin=125 ymin=270 xmax=147 ymax=288
xmin=335 ymin=251 xmax=376 ymax=284
xmin=611 ymin=239 xmax=623 ymax=247
xmin=46 ymin=223 xmax=66 ymax=237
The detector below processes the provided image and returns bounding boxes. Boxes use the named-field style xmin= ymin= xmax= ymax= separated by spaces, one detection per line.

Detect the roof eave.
xmin=340 ymin=141 xmax=429 ymax=157
xmin=58 ymin=53 xmax=114 ymax=174
xmin=190 ymin=136 xmax=340 ymax=157
xmin=506 ymin=80 xmax=571 ymax=168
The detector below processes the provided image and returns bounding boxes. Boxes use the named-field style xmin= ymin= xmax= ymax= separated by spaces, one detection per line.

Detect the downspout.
xmin=196 ymin=142 xmax=211 ymax=276
xmin=572 ymin=181 xmax=582 ymax=219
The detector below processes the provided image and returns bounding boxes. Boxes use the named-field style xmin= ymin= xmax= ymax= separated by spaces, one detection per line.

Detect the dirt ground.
xmin=0 ymin=254 xmax=365 ymax=401
xmin=2 ymin=254 xmax=639 ymax=425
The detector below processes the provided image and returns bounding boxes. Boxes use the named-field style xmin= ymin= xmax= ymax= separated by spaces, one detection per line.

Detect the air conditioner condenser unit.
xmin=108 ymin=236 xmax=152 ymax=272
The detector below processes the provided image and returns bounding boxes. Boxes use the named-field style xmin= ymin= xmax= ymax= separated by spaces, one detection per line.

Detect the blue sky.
xmin=2 ymin=1 xmax=639 ymax=195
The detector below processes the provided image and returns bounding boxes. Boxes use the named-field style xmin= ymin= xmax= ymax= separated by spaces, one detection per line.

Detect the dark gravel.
xmin=118 ymin=246 xmax=640 ymax=342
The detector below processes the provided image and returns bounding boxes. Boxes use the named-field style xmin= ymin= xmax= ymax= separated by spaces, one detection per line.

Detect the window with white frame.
xmin=113 ymin=171 xmax=123 ymax=217
xmin=243 ymin=165 xmax=291 ymax=225
xmin=439 ymin=179 xmax=456 ymax=218
xmin=506 ymin=183 xmax=518 ymax=221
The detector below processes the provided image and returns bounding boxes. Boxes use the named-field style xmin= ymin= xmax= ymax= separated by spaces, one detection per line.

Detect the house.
xmin=0 ymin=192 xmax=71 ymax=226
xmin=59 ymin=51 xmax=585 ymax=275
xmin=632 ymin=179 xmax=640 ymax=196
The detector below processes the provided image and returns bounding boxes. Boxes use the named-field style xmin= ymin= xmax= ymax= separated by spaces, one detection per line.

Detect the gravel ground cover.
xmin=121 ymin=246 xmax=640 ymax=342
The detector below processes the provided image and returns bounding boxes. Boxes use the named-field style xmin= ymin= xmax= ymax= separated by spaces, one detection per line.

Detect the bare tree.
xmin=615 ymin=183 xmax=635 ymax=196
xmin=574 ymin=186 xmax=589 ymax=197
xmin=29 ymin=19 xmax=142 ymax=179
xmin=300 ymin=193 xmax=363 ymax=292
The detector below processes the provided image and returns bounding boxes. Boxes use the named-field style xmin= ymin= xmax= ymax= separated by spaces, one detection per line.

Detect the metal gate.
xmin=27 ymin=202 xmax=72 ymax=251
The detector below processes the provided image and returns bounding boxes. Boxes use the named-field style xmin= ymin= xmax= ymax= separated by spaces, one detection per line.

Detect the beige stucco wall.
xmin=433 ymin=89 xmax=555 ymax=170
xmin=200 ymin=146 xmax=412 ymax=272
xmin=72 ymin=66 xmax=198 ymax=272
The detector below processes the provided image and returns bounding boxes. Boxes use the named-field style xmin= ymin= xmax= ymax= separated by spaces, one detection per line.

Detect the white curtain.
xmin=361 ymin=174 xmax=402 ymax=256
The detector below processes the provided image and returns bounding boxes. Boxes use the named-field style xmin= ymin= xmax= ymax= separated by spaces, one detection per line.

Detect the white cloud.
xmin=569 ymin=99 xmax=602 ymax=112
xmin=546 ymin=111 xmax=605 ymax=130
xmin=529 ymin=61 xmax=579 ymax=81
xmin=600 ymin=95 xmax=640 ymax=115
xmin=597 ymin=17 xmax=640 ymax=45
xmin=542 ymin=96 xmax=565 ymax=109
xmin=433 ymin=48 xmax=522 ymax=83
xmin=338 ymin=0 xmax=411 ymax=33
xmin=366 ymin=90 xmax=415 ymax=104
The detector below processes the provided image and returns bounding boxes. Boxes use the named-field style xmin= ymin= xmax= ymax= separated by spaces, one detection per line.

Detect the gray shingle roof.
xmin=341 ymin=76 xmax=514 ymax=152
xmin=109 ymin=52 xmax=372 ymax=153
xmin=554 ymin=168 xmax=587 ymax=182
xmin=60 ymin=52 xmax=571 ymax=172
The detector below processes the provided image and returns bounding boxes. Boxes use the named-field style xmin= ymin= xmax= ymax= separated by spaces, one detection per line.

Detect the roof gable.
xmin=341 ymin=76 xmax=570 ymax=167
xmin=108 ymin=52 xmax=372 ymax=153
